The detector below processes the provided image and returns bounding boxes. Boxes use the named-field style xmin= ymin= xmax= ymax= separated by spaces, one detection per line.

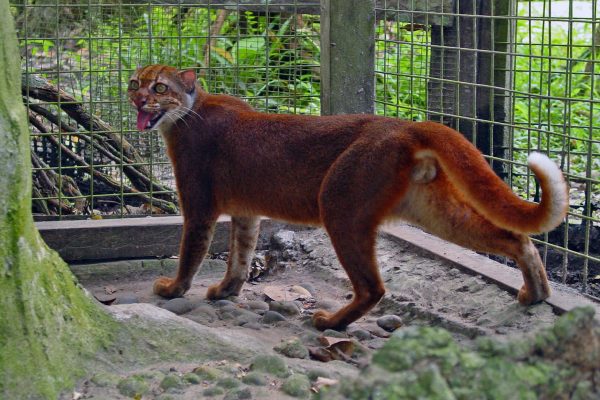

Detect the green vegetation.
xmin=11 ymin=3 xmax=600 ymax=208
xmin=318 ymin=307 xmax=599 ymax=399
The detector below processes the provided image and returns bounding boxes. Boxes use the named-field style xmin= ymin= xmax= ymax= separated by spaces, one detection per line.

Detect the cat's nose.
xmin=134 ymin=97 xmax=147 ymax=109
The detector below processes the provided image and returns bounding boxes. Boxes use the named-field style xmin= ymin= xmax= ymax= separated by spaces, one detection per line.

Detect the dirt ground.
xmin=70 ymin=227 xmax=562 ymax=399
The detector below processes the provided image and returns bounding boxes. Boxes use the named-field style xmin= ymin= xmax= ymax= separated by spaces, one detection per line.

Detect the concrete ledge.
xmin=36 ymin=216 xmax=306 ymax=263
xmin=36 ymin=217 xmax=599 ymax=316
xmin=381 ymin=223 xmax=600 ymax=317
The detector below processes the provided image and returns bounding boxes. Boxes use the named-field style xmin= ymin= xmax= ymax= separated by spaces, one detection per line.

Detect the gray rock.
xmin=114 ymin=293 xmax=140 ymax=305
xmin=261 ymin=310 xmax=287 ymax=324
xmin=322 ymin=329 xmax=347 ymax=338
xmin=162 ymin=298 xmax=194 ymax=315
xmin=269 ymin=301 xmax=300 ymax=316
xmin=271 ymin=230 xmax=296 ymax=250
xmin=242 ymin=322 xmax=263 ymax=330
xmin=299 ymin=283 xmax=317 ymax=296
xmin=186 ymin=305 xmax=219 ymax=324
xmin=314 ymin=299 xmax=339 ymax=311
xmin=235 ymin=309 xmax=262 ymax=326
xmin=377 ymin=315 xmax=403 ymax=332
xmin=214 ymin=299 xmax=236 ymax=308
xmin=348 ymin=328 xmax=372 ymax=341
xmin=245 ymin=300 xmax=269 ymax=312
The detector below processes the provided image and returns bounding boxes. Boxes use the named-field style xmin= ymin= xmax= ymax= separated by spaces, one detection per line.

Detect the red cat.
xmin=128 ymin=65 xmax=568 ymax=330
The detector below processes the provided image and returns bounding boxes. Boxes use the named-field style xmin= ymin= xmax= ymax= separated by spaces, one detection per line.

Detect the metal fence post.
xmin=320 ymin=0 xmax=375 ymax=115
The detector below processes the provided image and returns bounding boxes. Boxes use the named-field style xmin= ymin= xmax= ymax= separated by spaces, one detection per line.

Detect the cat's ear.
xmin=178 ymin=69 xmax=197 ymax=93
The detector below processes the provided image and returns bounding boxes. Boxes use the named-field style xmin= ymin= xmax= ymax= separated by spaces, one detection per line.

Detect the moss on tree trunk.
xmin=0 ymin=4 xmax=116 ymax=398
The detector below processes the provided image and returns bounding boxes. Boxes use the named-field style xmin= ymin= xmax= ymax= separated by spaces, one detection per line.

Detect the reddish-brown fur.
xmin=128 ymin=65 xmax=568 ymax=330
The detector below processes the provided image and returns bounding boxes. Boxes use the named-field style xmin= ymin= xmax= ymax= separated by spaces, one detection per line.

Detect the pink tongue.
xmin=136 ymin=110 xmax=153 ymax=131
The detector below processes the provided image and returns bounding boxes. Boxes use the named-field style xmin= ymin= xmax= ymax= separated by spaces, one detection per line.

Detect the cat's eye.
xmin=128 ymin=80 xmax=139 ymax=90
xmin=154 ymin=83 xmax=168 ymax=94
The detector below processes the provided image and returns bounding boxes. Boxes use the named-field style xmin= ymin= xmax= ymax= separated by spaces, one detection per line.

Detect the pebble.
xmin=314 ymin=299 xmax=339 ymax=311
xmin=114 ymin=293 xmax=140 ymax=305
xmin=261 ymin=310 xmax=287 ymax=324
xmin=269 ymin=301 xmax=300 ymax=316
xmin=245 ymin=300 xmax=269 ymax=312
xmin=322 ymin=329 xmax=348 ymax=338
xmin=234 ymin=309 xmax=262 ymax=326
xmin=161 ymin=298 xmax=194 ymax=315
xmin=299 ymin=283 xmax=317 ymax=296
xmin=348 ymin=328 xmax=372 ymax=341
xmin=271 ymin=230 xmax=296 ymax=250
xmin=376 ymin=315 xmax=403 ymax=332
xmin=186 ymin=305 xmax=219 ymax=324
xmin=242 ymin=322 xmax=262 ymax=330
xmin=214 ymin=299 xmax=236 ymax=308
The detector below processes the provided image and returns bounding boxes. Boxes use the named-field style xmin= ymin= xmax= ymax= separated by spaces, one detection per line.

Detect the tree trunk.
xmin=0 ymin=4 xmax=115 ymax=398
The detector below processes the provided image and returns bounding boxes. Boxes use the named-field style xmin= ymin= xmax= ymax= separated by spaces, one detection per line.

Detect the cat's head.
xmin=128 ymin=65 xmax=198 ymax=132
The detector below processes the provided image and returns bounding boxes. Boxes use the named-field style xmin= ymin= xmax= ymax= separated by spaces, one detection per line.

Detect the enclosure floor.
xmin=67 ymin=227 xmax=569 ymax=399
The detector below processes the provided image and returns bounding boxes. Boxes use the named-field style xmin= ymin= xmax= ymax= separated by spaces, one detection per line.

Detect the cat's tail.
xmin=411 ymin=121 xmax=568 ymax=235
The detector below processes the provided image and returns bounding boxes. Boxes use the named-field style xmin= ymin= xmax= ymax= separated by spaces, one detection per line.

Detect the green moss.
xmin=318 ymin=308 xmax=599 ymax=399
xmin=117 ymin=375 xmax=150 ymax=398
xmin=281 ymin=374 xmax=311 ymax=398
xmin=249 ymin=354 xmax=290 ymax=378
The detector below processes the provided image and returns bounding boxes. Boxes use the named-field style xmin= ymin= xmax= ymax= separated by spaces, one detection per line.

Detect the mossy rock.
xmin=117 ymin=375 xmax=150 ymax=398
xmin=281 ymin=374 xmax=311 ymax=398
xmin=249 ymin=354 xmax=290 ymax=378
xmin=242 ymin=371 xmax=268 ymax=386
xmin=203 ymin=386 xmax=225 ymax=397
xmin=274 ymin=338 xmax=309 ymax=359
xmin=160 ymin=373 xmax=185 ymax=391
xmin=216 ymin=376 xmax=241 ymax=389
xmin=193 ymin=365 xmax=221 ymax=381
xmin=224 ymin=387 xmax=253 ymax=400
xmin=317 ymin=307 xmax=600 ymax=399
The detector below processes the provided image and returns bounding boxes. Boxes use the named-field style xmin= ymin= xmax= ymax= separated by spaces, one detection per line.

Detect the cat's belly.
xmin=220 ymin=193 xmax=323 ymax=226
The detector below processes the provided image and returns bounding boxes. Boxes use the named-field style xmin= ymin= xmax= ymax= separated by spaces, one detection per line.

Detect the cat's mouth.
xmin=136 ymin=109 xmax=165 ymax=131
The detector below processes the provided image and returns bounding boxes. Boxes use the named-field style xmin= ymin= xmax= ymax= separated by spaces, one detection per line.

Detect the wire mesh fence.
xmin=11 ymin=0 xmax=600 ymax=298
xmin=375 ymin=0 xmax=600 ymax=298
xmin=12 ymin=1 xmax=321 ymax=218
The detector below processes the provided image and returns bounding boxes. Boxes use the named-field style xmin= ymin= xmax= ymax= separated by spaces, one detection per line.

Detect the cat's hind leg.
xmin=394 ymin=172 xmax=551 ymax=305
xmin=206 ymin=216 xmax=260 ymax=299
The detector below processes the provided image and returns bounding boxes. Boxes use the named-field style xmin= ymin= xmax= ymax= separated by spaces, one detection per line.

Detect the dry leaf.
xmin=104 ymin=285 xmax=117 ymax=295
xmin=312 ymin=377 xmax=339 ymax=392
xmin=93 ymin=293 xmax=116 ymax=305
xmin=263 ymin=285 xmax=311 ymax=302
xmin=308 ymin=346 xmax=333 ymax=362
xmin=290 ymin=285 xmax=311 ymax=298
xmin=263 ymin=285 xmax=290 ymax=302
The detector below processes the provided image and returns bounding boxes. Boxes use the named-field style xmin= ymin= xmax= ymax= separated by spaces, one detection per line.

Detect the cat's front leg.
xmin=206 ymin=216 xmax=260 ymax=299
xmin=154 ymin=219 xmax=217 ymax=298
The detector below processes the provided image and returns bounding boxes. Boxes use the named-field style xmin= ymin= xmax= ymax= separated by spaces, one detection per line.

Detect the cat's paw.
xmin=312 ymin=310 xmax=343 ymax=331
xmin=153 ymin=276 xmax=187 ymax=298
xmin=206 ymin=280 xmax=244 ymax=300
xmin=517 ymin=285 xmax=550 ymax=306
